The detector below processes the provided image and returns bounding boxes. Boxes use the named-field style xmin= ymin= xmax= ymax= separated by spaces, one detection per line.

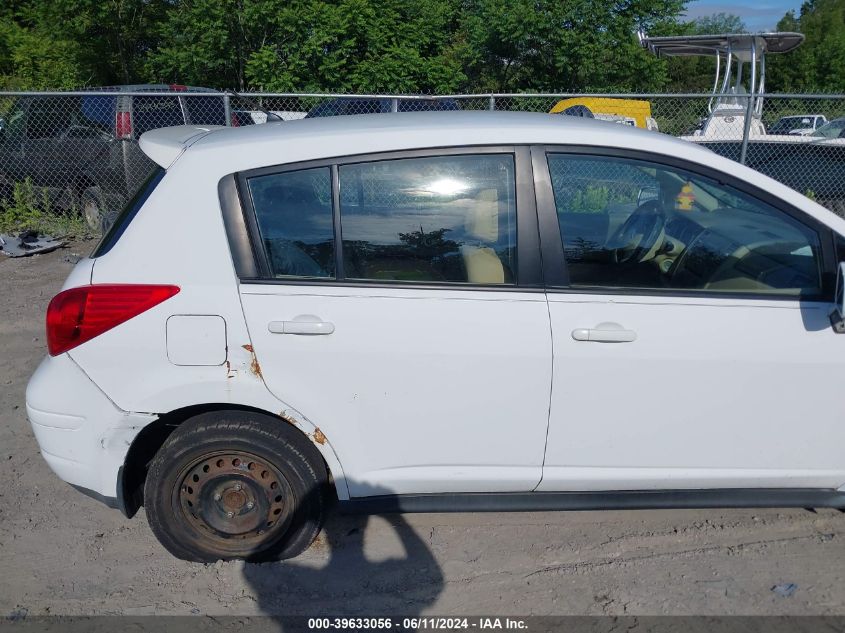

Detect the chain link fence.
xmin=1 ymin=89 xmax=844 ymax=234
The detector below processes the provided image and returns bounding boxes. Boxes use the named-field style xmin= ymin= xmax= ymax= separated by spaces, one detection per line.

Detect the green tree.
xmin=457 ymin=0 xmax=686 ymax=92
xmin=661 ymin=12 xmax=747 ymax=93
xmin=242 ymin=0 xmax=467 ymax=92
xmin=17 ymin=0 xmax=168 ymax=86
xmin=768 ymin=0 xmax=845 ymax=92
xmin=1 ymin=0 xmax=693 ymax=92
xmin=0 ymin=4 xmax=85 ymax=89
xmin=146 ymin=0 xmax=467 ymax=92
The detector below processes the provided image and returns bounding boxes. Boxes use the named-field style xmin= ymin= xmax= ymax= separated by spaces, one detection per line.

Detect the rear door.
xmin=236 ymin=147 xmax=553 ymax=497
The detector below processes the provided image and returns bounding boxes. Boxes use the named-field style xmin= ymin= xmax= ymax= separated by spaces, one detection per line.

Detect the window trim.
xmin=533 ymin=144 xmax=838 ymax=303
xmin=232 ymin=145 xmax=543 ymax=290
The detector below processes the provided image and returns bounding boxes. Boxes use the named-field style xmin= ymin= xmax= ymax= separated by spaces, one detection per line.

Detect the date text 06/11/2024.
xmin=307 ymin=617 xmax=529 ymax=630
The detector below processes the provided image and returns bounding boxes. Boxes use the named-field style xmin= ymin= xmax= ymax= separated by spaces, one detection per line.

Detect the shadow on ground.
xmin=242 ymin=501 xmax=443 ymax=616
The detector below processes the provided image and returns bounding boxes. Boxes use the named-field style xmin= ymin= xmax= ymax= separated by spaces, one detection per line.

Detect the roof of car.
xmin=180 ymin=110 xmax=701 ymax=165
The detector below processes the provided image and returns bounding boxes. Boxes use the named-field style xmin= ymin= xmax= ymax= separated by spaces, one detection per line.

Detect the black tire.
xmin=144 ymin=411 xmax=328 ymax=562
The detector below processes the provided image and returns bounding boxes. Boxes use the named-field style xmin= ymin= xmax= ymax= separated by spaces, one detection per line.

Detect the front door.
xmin=238 ymin=148 xmax=552 ymax=497
xmin=534 ymin=148 xmax=845 ymax=491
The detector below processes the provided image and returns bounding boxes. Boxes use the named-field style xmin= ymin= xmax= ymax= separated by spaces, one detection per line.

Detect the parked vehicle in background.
xmin=811 ymin=118 xmax=845 ymax=139
xmin=305 ymin=97 xmax=460 ymax=117
xmin=238 ymin=110 xmax=306 ymax=123
xmin=769 ymin=114 xmax=827 ymax=136
xmin=549 ymin=97 xmax=659 ymax=131
xmin=26 ymin=111 xmax=845 ymax=563
xmin=0 ymin=84 xmax=235 ymax=232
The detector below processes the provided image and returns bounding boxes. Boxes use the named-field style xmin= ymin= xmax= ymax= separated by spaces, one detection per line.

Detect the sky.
xmin=685 ymin=1 xmax=803 ymax=31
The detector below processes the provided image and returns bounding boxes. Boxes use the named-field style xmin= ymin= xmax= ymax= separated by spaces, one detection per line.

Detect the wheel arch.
xmin=120 ymin=403 xmax=347 ymax=518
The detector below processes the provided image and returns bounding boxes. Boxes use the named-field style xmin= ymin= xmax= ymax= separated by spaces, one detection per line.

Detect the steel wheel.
xmin=175 ymin=450 xmax=294 ymax=548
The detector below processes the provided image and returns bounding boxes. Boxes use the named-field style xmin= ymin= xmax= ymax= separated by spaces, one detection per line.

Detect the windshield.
xmin=771 ymin=117 xmax=813 ymax=134
xmin=812 ymin=119 xmax=845 ymax=138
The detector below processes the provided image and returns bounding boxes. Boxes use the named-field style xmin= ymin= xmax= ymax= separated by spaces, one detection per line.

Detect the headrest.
xmin=464 ymin=188 xmax=499 ymax=242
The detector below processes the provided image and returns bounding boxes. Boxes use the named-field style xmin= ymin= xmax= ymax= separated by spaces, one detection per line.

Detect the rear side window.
xmin=132 ymin=96 xmax=184 ymax=136
xmin=247 ymin=168 xmax=335 ymax=278
xmin=92 ymin=167 xmax=165 ymax=257
xmin=339 ymin=154 xmax=517 ymax=284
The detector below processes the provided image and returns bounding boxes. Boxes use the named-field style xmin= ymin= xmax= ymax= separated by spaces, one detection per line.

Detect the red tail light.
xmin=168 ymin=84 xmax=188 ymax=91
xmin=230 ymin=112 xmax=240 ymax=127
xmin=115 ymin=111 xmax=132 ymax=139
xmin=46 ymin=285 xmax=180 ymax=356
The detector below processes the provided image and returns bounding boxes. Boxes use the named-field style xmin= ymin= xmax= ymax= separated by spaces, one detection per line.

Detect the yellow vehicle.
xmin=550 ymin=97 xmax=659 ymax=131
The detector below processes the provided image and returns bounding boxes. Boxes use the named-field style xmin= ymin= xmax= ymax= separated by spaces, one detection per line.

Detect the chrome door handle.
xmin=268 ymin=317 xmax=335 ymax=335
xmin=571 ymin=322 xmax=636 ymax=343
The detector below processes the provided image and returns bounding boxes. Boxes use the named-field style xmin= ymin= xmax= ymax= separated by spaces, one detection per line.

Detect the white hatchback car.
xmin=26 ymin=112 xmax=845 ymax=562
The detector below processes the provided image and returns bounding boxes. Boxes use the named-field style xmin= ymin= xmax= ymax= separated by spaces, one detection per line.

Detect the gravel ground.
xmin=2 ymin=244 xmax=845 ymax=618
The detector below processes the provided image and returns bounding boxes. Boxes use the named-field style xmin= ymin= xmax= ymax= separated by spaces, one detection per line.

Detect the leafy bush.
xmin=0 ymin=178 xmax=91 ymax=238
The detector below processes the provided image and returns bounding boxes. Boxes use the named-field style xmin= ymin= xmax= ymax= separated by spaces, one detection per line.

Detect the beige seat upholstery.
xmin=461 ymin=189 xmax=505 ymax=284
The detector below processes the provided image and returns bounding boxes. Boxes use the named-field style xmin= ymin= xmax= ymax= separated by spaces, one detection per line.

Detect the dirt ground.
xmin=2 ymin=244 xmax=845 ymax=618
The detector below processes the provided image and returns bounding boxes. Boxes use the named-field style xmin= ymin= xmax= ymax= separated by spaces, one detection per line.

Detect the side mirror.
xmin=831 ymin=262 xmax=845 ymax=333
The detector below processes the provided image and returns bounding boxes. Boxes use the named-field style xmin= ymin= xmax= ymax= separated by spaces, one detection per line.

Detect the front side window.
xmin=339 ymin=154 xmax=517 ymax=284
xmin=248 ymin=167 xmax=335 ymax=278
xmin=547 ymin=153 xmax=823 ymax=297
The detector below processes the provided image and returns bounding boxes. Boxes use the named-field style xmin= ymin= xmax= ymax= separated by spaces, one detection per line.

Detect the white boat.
xmin=640 ymin=32 xmax=845 ymax=208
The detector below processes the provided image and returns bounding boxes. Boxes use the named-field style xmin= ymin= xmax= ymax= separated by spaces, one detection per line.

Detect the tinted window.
xmin=184 ymin=95 xmax=227 ymax=126
xmin=132 ymin=96 xmax=184 ymax=136
xmin=26 ymin=97 xmax=77 ymax=139
xmin=547 ymin=153 xmax=822 ymax=297
xmin=339 ymin=154 xmax=516 ymax=284
xmin=248 ymin=168 xmax=335 ymax=278
xmin=813 ymin=119 xmax=845 ymax=139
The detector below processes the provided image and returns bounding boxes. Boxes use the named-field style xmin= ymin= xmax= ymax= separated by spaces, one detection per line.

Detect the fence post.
xmin=488 ymin=95 xmax=496 ymax=111
xmin=390 ymin=98 xmax=398 ymax=113
xmin=223 ymin=93 xmax=232 ymax=126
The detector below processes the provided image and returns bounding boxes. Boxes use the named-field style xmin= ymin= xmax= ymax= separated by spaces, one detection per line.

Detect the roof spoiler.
xmin=138 ymin=125 xmax=225 ymax=168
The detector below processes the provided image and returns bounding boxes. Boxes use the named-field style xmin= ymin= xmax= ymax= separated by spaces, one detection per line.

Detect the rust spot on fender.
xmin=278 ymin=412 xmax=300 ymax=427
xmin=312 ymin=428 xmax=327 ymax=445
xmin=241 ymin=344 xmax=262 ymax=379
xmin=249 ymin=355 xmax=263 ymax=379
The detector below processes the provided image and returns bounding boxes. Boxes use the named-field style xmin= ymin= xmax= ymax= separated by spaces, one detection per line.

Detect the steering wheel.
xmin=608 ymin=200 xmax=666 ymax=265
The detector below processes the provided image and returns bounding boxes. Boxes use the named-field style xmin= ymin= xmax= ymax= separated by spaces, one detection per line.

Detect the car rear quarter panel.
xmin=68 ymin=157 xmax=350 ymax=498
